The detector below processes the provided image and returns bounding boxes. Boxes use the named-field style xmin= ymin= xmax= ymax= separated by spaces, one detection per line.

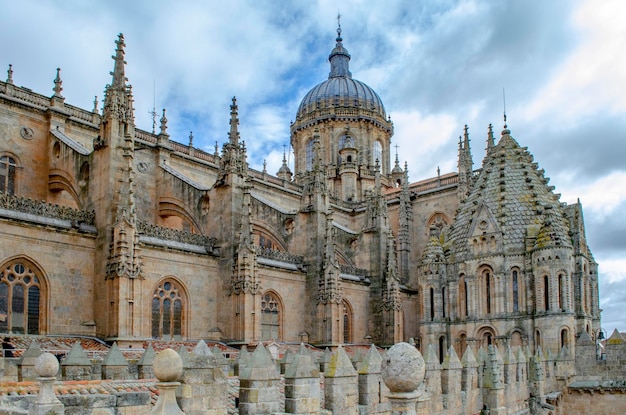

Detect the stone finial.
xmin=325 ymin=344 xmax=357 ymax=378
xmin=188 ymin=131 xmax=193 ymax=147
xmin=381 ymin=342 xmax=425 ymax=393
xmin=154 ymin=348 xmax=183 ymax=382
xmin=102 ymin=342 xmax=128 ymax=366
xmin=92 ymin=96 xmax=99 ymax=113
xmin=607 ymin=328 xmax=624 ymax=345
xmin=442 ymin=345 xmax=462 ymax=369
xmin=151 ymin=349 xmax=184 ymax=415
xmin=284 ymin=347 xmax=319 ymax=379
xmin=576 ymin=330 xmax=594 ymax=346
xmin=62 ymin=342 xmax=91 ymax=366
xmin=239 ymin=342 xmax=279 ymax=380
xmin=503 ymin=345 xmax=517 ymax=365
xmin=176 ymin=345 xmax=190 ymax=362
xmin=461 ymin=346 xmax=478 ymax=368
xmin=425 ymin=344 xmax=441 ymax=370
xmin=358 ymin=343 xmax=382 ymax=374
xmin=52 ymin=68 xmax=63 ymax=98
xmin=7 ymin=64 xmax=13 ymax=84
xmin=35 ymin=352 xmax=59 ymax=378
xmin=192 ymin=339 xmax=213 ymax=356
xmin=31 ymin=353 xmax=64 ymax=415
xmin=159 ymin=108 xmax=168 ymax=136
xmin=138 ymin=343 xmax=156 ymax=365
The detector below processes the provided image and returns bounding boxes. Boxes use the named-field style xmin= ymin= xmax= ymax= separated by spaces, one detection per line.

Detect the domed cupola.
xmin=293 ymin=25 xmax=389 ymax=129
xmin=290 ymin=20 xmax=394 ymax=194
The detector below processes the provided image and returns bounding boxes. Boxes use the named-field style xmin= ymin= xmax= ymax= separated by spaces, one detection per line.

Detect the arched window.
xmin=372 ymin=141 xmax=382 ymax=165
xmin=342 ymin=299 xmax=352 ymax=344
xmin=152 ymin=279 xmax=185 ymax=339
xmin=0 ymin=260 xmax=44 ymax=334
xmin=261 ymin=291 xmax=281 ymax=341
xmin=429 ymin=287 xmax=435 ymax=321
xmin=438 ymin=335 xmax=446 ymax=364
xmin=459 ymin=333 xmax=468 ymax=357
xmin=0 ymin=155 xmax=17 ymax=195
xmin=560 ymin=328 xmax=569 ymax=350
xmin=458 ymin=275 xmax=468 ymax=318
xmin=558 ymin=274 xmax=564 ymax=310
xmin=305 ymin=139 xmax=314 ymax=171
xmin=543 ymin=275 xmax=550 ymax=311
xmin=442 ymin=286 xmax=447 ymax=319
xmin=512 ymin=269 xmax=519 ymax=313
xmin=480 ymin=267 xmax=493 ymax=315
xmin=535 ymin=329 xmax=542 ymax=350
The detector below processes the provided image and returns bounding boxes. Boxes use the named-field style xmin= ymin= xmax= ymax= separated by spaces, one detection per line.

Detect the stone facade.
xmin=0 ymin=25 xmax=608 ymax=414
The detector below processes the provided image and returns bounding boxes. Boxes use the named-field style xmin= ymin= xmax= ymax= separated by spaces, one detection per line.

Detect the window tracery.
xmin=151 ymin=279 xmax=185 ymax=339
xmin=261 ymin=291 xmax=281 ymax=341
xmin=0 ymin=260 xmax=43 ymax=334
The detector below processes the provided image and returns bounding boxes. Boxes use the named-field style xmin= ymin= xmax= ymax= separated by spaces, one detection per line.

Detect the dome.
xmin=294 ymin=25 xmax=388 ymax=128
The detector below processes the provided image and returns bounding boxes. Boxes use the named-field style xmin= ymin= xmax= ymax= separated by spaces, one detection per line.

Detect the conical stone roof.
xmin=447 ymin=128 xmax=572 ymax=260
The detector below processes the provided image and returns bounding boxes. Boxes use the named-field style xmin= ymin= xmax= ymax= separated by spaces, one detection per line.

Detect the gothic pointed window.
xmin=480 ymin=267 xmax=494 ymax=315
xmin=0 ymin=155 xmax=17 ymax=195
xmin=342 ymin=299 xmax=352 ymax=343
xmin=0 ymin=260 xmax=44 ymax=334
xmin=429 ymin=287 xmax=435 ymax=321
xmin=442 ymin=286 xmax=447 ymax=319
xmin=261 ymin=291 xmax=281 ymax=341
xmin=152 ymin=279 xmax=186 ymax=339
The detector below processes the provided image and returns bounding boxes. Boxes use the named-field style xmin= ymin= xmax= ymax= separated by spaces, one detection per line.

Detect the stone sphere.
xmin=381 ymin=342 xmax=425 ymax=393
xmin=153 ymin=348 xmax=183 ymax=382
xmin=35 ymin=352 xmax=59 ymax=377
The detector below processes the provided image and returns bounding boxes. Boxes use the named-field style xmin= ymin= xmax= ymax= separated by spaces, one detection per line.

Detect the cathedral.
xmin=0 ymin=27 xmax=600 ymax=361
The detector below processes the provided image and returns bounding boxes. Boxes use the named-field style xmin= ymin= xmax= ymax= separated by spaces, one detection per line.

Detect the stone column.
xmin=441 ymin=346 xmax=462 ymax=413
xmin=151 ymin=348 xmax=185 ymax=415
xmin=357 ymin=344 xmax=387 ymax=410
xmin=61 ymin=342 xmax=93 ymax=381
xmin=101 ymin=342 xmax=129 ymax=380
xmin=138 ymin=343 xmax=156 ymax=379
xmin=381 ymin=342 xmax=426 ymax=415
xmin=177 ymin=340 xmax=228 ymax=415
xmin=29 ymin=353 xmax=64 ymax=415
xmin=483 ymin=345 xmax=506 ymax=415
xmin=19 ymin=341 xmax=43 ymax=382
xmin=324 ymin=345 xmax=358 ymax=415
xmin=239 ymin=343 xmax=282 ymax=415
xmin=284 ymin=344 xmax=320 ymax=414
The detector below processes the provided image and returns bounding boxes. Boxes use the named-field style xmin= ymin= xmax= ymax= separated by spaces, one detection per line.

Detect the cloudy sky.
xmin=2 ymin=0 xmax=625 ymax=332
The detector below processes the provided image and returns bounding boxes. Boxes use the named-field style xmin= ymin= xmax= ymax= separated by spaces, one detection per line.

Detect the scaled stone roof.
xmin=447 ymin=129 xmax=572 ymax=260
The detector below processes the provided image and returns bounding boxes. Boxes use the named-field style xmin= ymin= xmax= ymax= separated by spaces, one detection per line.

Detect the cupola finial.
xmin=328 ymin=14 xmax=351 ymax=78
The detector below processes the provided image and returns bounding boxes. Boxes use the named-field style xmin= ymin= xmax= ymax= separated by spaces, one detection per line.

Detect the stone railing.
xmin=137 ymin=220 xmax=217 ymax=251
xmin=255 ymin=246 xmax=304 ymax=265
xmin=340 ymin=264 xmax=369 ymax=277
xmin=0 ymin=191 xmax=95 ymax=225
xmin=0 ymin=81 xmax=49 ymax=108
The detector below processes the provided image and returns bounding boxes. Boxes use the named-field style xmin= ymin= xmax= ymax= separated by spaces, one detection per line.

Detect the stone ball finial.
xmin=381 ymin=342 xmax=425 ymax=393
xmin=35 ymin=352 xmax=59 ymax=378
xmin=153 ymin=348 xmax=183 ymax=382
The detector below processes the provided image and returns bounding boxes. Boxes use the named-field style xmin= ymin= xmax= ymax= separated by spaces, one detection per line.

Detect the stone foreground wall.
xmin=3 ymin=336 xmax=626 ymax=415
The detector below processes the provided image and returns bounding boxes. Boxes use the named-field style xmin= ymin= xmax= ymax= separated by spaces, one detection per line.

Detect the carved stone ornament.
xmin=137 ymin=161 xmax=148 ymax=172
xmin=20 ymin=126 xmax=34 ymax=140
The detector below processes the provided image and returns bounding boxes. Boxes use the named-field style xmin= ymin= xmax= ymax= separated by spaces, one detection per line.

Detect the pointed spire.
xmin=111 ymin=33 xmax=127 ymax=88
xmin=102 ymin=342 xmax=128 ymax=366
xmin=6 ymin=64 xmax=13 ymax=84
xmin=188 ymin=131 xmax=193 ymax=147
xmin=138 ymin=343 xmax=156 ymax=366
xmin=214 ymin=141 xmax=219 ymax=157
xmin=487 ymin=123 xmax=494 ymax=150
xmin=159 ymin=108 xmax=168 ymax=135
xmin=328 ymin=14 xmax=352 ymax=78
xmin=229 ymin=96 xmax=240 ymax=145
xmin=93 ymin=96 xmax=99 ymax=113
xmin=463 ymin=124 xmax=470 ymax=150
xmin=52 ymin=68 xmax=63 ymax=99
xmin=277 ymin=146 xmax=293 ymax=180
